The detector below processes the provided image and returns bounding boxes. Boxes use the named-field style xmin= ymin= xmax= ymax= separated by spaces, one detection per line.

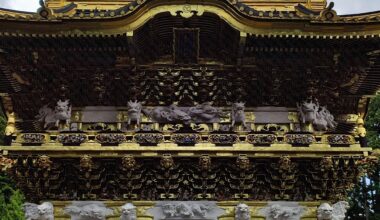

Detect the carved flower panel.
xmin=327 ymin=134 xmax=353 ymax=145
xmin=21 ymin=133 xmax=46 ymax=144
xmin=209 ymin=134 xmax=239 ymax=146
xmin=134 ymin=133 xmax=164 ymax=145
xmin=57 ymin=134 xmax=87 ymax=145
xmin=246 ymin=134 xmax=276 ymax=145
xmin=95 ymin=133 xmax=126 ymax=145
xmin=171 ymin=133 xmax=201 ymax=146
xmin=285 ymin=134 xmax=315 ymax=145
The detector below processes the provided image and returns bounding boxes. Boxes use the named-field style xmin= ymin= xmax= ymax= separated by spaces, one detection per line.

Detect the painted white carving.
xmin=23 ymin=202 xmax=54 ymax=220
xmin=143 ymin=104 xmax=191 ymax=124
xmin=64 ymin=202 xmax=113 ymax=220
xmin=161 ymin=202 xmax=209 ymax=218
xmin=188 ymin=102 xmax=221 ymax=123
xmin=297 ymin=100 xmax=318 ymax=124
xmin=120 ymin=203 xmax=137 ymax=220
xmin=127 ymin=100 xmax=142 ymax=125
xmin=148 ymin=201 xmax=224 ymax=220
xmin=314 ymin=106 xmax=337 ymax=131
xmin=297 ymin=99 xmax=337 ymax=131
xmin=231 ymin=102 xmax=246 ymax=127
xmin=235 ymin=203 xmax=250 ymax=220
xmin=36 ymin=99 xmax=71 ymax=129
xmin=317 ymin=201 xmax=349 ymax=220
xmin=260 ymin=203 xmax=305 ymax=220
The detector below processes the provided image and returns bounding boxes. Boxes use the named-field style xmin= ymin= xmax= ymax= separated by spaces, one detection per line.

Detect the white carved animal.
xmin=297 ymin=100 xmax=337 ymax=131
xmin=190 ymin=204 xmax=209 ymax=217
xmin=127 ymin=100 xmax=142 ymax=125
xmin=314 ymin=106 xmax=337 ymax=131
xmin=317 ymin=203 xmax=333 ymax=220
xmin=143 ymin=104 xmax=191 ymax=124
xmin=36 ymin=99 xmax=71 ymax=129
xmin=64 ymin=203 xmax=113 ymax=220
xmin=320 ymin=106 xmax=337 ymax=129
xmin=317 ymin=201 xmax=349 ymax=220
xmin=23 ymin=202 xmax=54 ymax=220
xmin=260 ymin=204 xmax=305 ymax=220
xmin=231 ymin=102 xmax=246 ymax=127
xmin=175 ymin=202 xmax=194 ymax=217
xmin=188 ymin=102 xmax=221 ymax=123
xmin=161 ymin=202 xmax=210 ymax=218
xmin=120 ymin=203 xmax=137 ymax=220
xmin=162 ymin=203 xmax=176 ymax=218
xmin=235 ymin=203 xmax=250 ymax=220
xmin=297 ymin=100 xmax=318 ymax=124
xmin=331 ymin=201 xmax=349 ymax=220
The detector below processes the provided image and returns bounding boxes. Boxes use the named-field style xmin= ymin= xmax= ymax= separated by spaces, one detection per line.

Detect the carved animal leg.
xmin=231 ymin=120 xmax=235 ymax=127
xmin=128 ymin=119 xmax=131 ymax=125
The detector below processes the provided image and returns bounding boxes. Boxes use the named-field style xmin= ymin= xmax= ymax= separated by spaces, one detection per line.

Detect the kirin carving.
xmin=23 ymin=202 xmax=54 ymax=220
xmin=143 ymin=104 xmax=191 ymax=124
xmin=260 ymin=203 xmax=305 ymax=220
xmin=231 ymin=102 xmax=246 ymax=127
xmin=317 ymin=202 xmax=349 ymax=220
xmin=64 ymin=202 xmax=113 ymax=220
xmin=127 ymin=100 xmax=142 ymax=125
xmin=36 ymin=99 xmax=71 ymax=129
xmin=297 ymin=99 xmax=337 ymax=131
xmin=188 ymin=102 xmax=221 ymax=123
xmin=235 ymin=203 xmax=250 ymax=220
xmin=120 ymin=203 xmax=137 ymax=220
xmin=297 ymin=100 xmax=317 ymax=125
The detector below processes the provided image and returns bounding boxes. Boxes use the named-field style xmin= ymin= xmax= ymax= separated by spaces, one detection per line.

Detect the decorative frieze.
xmin=95 ymin=133 xmax=126 ymax=145
xmin=285 ymin=134 xmax=315 ymax=145
xmin=13 ymin=131 xmax=360 ymax=147
xmin=326 ymin=134 xmax=353 ymax=145
xmin=260 ymin=202 xmax=305 ymax=220
xmin=8 ymin=156 xmax=367 ymax=201
xmin=209 ymin=134 xmax=238 ymax=146
xmin=247 ymin=134 xmax=276 ymax=145
xmin=57 ymin=133 xmax=87 ymax=145
xmin=21 ymin=133 xmax=46 ymax=144
xmin=147 ymin=201 xmax=224 ymax=220
xmin=134 ymin=133 xmax=164 ymax=145
xmin=64 ymin=201 xmax=113 ymax=220
xmin=171 ymin=133 xmax=201 ymax=146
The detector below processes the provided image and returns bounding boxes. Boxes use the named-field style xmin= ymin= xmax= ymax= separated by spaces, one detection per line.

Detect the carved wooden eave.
xmin=0 ymin=0 xmax=379 ymax=37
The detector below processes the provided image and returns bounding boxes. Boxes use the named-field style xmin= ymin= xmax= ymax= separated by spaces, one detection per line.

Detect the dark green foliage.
xmin=0 ymin=110 xmax=25 ymax=220
xmin=0 ymin=175 xmax=25 ymax=220
xmin=347 ymin=95 xmax=380 ymax=219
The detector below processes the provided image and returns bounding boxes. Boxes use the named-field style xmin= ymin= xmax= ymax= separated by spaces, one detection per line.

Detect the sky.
xmin=0 ymin=0 xmax=379 ymax=15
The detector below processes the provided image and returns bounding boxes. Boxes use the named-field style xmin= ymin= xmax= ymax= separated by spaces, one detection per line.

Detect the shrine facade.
xmin=0 ymin=0 xmax=379 ymax=219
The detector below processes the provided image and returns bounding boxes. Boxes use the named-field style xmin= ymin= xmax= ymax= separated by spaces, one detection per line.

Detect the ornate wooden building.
xmin=0 ymin=0 xmax=379 ymax=219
